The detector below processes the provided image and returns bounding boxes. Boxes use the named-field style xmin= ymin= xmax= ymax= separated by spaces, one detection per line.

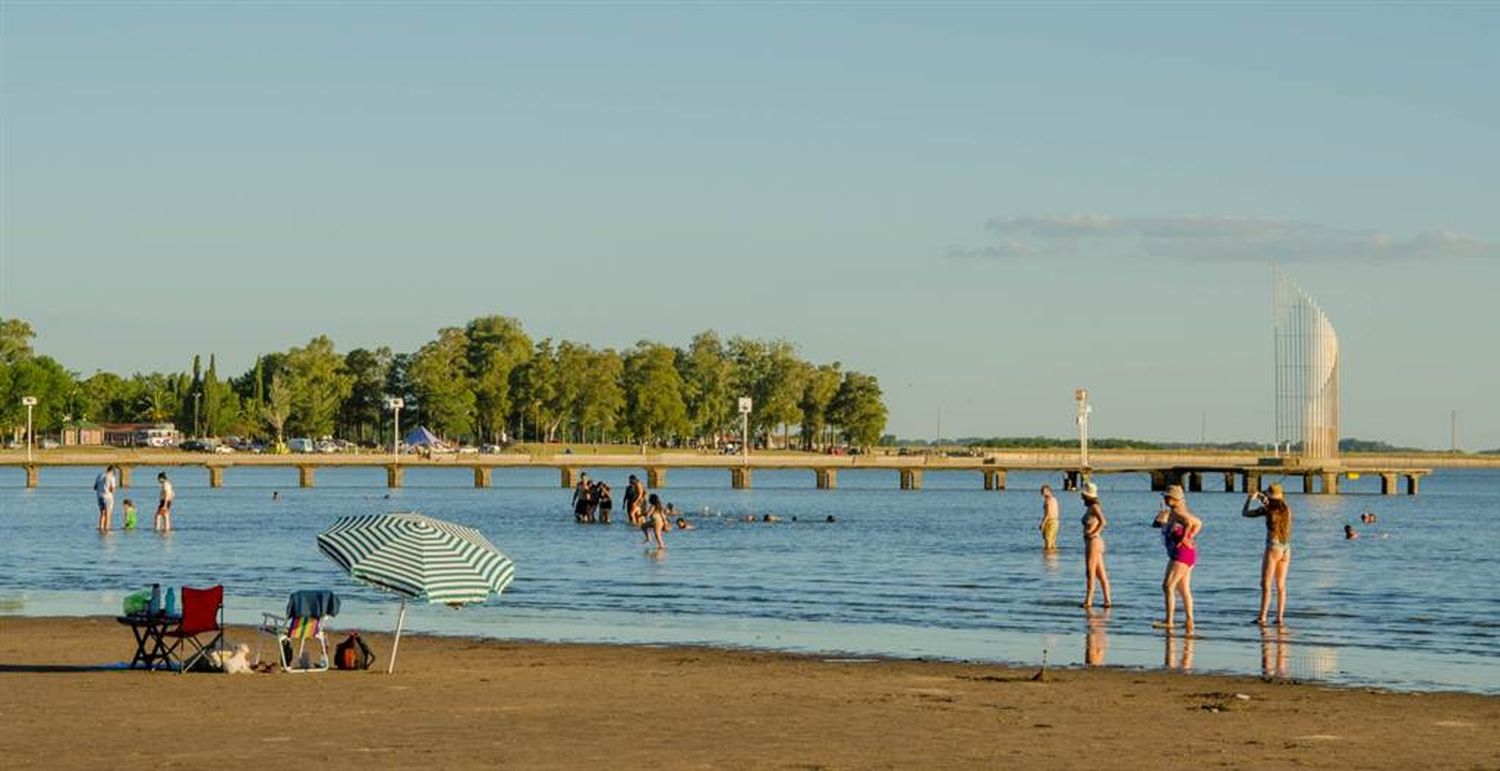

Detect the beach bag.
xmin=334 ymin=632 xmax=375 ymax=670
xmin=122 ymin=589 xmax=150 ymax=616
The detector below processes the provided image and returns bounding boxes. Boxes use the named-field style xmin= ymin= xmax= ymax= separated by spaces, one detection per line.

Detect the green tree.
xmin=799 ymin=362 xmax=843 ymax=450
xmin=0 ymin=355 xmax=74 ymax=437
xmin=623 ymin=342 xmax=689 ymax=444
xmin=679 ymin=331 xmax=735 ymax=445
xmin=201 ymin=354 xmax=240 ymax=437
xmin=509 ymin=339 xmax=557 ymax=442
xmin=579 ymin=348 xmax=625 ymax=443
xmin=283 ymin=336 xmax=353 ymax=437
xmin=261 ymin=371 xmax=292 ymax=447
xmin=829 ymin=371 xmax=887 ymax=450
xmin=408 ymin=327 xmax=475 ymax=440
xmin=729 ymin=337 xmax=807 ymax=449
xmin=0 ymin=318 xmax=36 ymax=365
xmin=465 ymin=316 xmax=531 ymax=443
xmin=340 ymin=347 xmax=393 ymax=443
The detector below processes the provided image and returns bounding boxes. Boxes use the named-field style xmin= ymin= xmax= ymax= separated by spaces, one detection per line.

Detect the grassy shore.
xmin=0 ymin=616 xmax=1496 ymax=769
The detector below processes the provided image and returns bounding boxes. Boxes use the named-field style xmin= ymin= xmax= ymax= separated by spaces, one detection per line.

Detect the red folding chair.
xmin=163 ymin=585 xmax=224 ymax=673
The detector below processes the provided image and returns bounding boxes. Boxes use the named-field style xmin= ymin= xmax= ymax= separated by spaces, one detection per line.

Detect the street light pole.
xmin=384 ymin=397 xmax=404 ymax=462
xmin=1074 ymin=388 xmax=1092 ymax=471
xmin=21 ymin=396 xmax=38 ymax=463
xmin=738 ymin=397 xmax=753 ymax=460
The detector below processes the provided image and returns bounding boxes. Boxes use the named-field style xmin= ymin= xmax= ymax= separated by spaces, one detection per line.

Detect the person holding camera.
xmin=1243 ymin=483 xmax=1293 ymax=627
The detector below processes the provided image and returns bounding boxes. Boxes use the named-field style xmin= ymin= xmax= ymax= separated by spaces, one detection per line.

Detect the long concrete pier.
xmin=0 ymin=450 xmax=1446 ymax=495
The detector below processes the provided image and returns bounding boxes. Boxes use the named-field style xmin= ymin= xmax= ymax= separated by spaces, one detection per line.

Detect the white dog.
xmin=208 ymin=643 xmax=254 ymax=674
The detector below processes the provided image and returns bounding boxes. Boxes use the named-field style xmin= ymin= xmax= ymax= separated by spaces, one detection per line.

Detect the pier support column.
xmin=1149 ymin=471 xmax=1166 ymax=491
xmin=560 ymin=467 xmax=577 ymax=489
xmin=900 ymin=468 xmax=923 ymax=491
xmin=1319 ymin=472 xmax=1339 ymax=495
xmin=1223 ymin=472 xmax=1236 ymax=493
xmin=646 ymin=467 xmax=666 ymax=489
xmin=25 ymin=465 xmax=38 ymax=488
xmin=1188 ymin=472 xmax=1203 ymax=493
xmin=473 ymin=466 xmax=491 ymax=488
xmin=387 ymin=465 xmax=404 ymax=488
xmin=1245 ymin=471 xmax=1261 ymax=494
xmin=815 ymin=468 xmax=836 ymax=490
xmin=1380 ymin=473 xmax=1397 ymax=495
xmin=731 ymin=467 xmax=752 ymax=489
xmin=1405 ymin=475 xmax=1420 ymax=496
xmin=117 ymin=466 xmax=131 ymax=488
xmin=207 ymin=466 xmax=225 ymax=488
xmin=1301 ymin=474 xmax=1314 ymax=494
xmin=298 ymin=466 xmax=315 ymax=488
xmin=983 ymin=469 xmax=1007 ymax=491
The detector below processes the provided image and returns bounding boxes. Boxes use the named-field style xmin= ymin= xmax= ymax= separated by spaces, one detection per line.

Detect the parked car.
xmin=213 ymin=444 xmax=235 ymax=454
xmin=456 ymin=445 xmax=478 ymax=455
xmin=315 ymin=439 xmax=339 ymax=454
xmin=480 ymin=443 xmax=504 ymax=454
xmin=287 ymin=438 xmax=316 ymax=453
xmin=39 ymin=438 xmax=60 ymax=449
xmin=180 ymin=439 xmax=209 ymax=452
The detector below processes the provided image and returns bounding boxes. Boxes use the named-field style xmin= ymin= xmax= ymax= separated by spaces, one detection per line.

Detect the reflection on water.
xmin=1260 ymin=625 xmax=1288 ymax=679
xmin=1164 ymin=631 xmax=1196 ymax=672
xmin=1084 ymin=608 xmax=1109 ymax=667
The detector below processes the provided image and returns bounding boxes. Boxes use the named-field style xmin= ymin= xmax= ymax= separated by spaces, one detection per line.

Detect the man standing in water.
xmin=154 ymin=471 xmax=175 ymax=531
xmin=1038 ymin=484 xmax=1060 ymax=551
xmin=94 ymin=465 xmax=117 ymax=530
xmin=1243 ymin=483 xmax=1293 ymax=626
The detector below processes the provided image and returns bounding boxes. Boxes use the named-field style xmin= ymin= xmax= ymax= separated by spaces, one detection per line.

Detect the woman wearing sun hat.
xmin=1243 ymin=482 xmax=1293 ymax=626
xmin=1079 ymin=481 xmax=1112 ymax=609
xmin=1152 ymin=484 xmax=1202 ymax=632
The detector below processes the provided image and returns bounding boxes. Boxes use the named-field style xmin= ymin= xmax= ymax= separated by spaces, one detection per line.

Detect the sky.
xmin=2 ymin=3 xmax=1497 ymax=449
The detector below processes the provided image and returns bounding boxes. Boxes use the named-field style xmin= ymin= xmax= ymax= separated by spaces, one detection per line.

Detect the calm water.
xmin=2 ymin=464 xmax=1496 ymax=693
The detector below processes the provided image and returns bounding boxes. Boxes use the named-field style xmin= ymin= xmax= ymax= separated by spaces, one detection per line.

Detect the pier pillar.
xmin=25 ymin=465 xmax=38 ymax=488
xmin=1380 ymin=473 xmax=1397 ymax=496
xmin=1223 ymin=472 xmax=1236 ymax=493
xmin=1245 ymin=471 xmax=1261 ymax=494
xmin=207 ymin=466 xmax=225 ymax=488
xmin=117 ymin=466 xmax=131 ymax=488
xmin=1405 ymin=475 xmax=1420 ymax=496
xmin=560 ymin=467 xmax=577 ymax=489
xmin=1188 ymin=472 xmax=1203 ymax=493
xmin=1149 ymin=471 xmax=1166 ymax=492
xmin=900 ymin=468 xmax=923 ymax=491
xmin=298 ymin=466 xmax=315 ymax=488
xmin=387 ymin=465 xmax=404 ymax=488
xmin=473 ymin=466 xmax=491 ymax=488
xmin=1301 ymin=474 xmax=1314 ymax=494
xmin=983 ymin=469 xmax=1007 ymax=491
xmin=1319 ymin=472 xmax=1339 ymax=495
xmin=646 ymin=467 xmax=666 ymax=489
xmin=815 ymin=468 xmax=836 ymax=490
xmin=731 ymin=467 xmax=752 ymax=489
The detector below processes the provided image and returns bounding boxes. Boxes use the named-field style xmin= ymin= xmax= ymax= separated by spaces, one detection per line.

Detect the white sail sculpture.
xmin=1273 ymin=267 xmax=1340 ymax=461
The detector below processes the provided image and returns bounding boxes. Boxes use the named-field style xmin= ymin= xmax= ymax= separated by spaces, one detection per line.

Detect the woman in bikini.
xmin=1079 ymin=481 xmax=1112 ymax=609
xmin=641 ymin=493 xmax=668 ymax=549
xmin=1153 ymin=484 xmax=1202 ymax=632
xmin=1243 ymin=483 xmax=1293 ymax=626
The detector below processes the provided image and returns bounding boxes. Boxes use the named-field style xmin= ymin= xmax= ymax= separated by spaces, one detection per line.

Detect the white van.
xmin=287 ymin=437 xmax=316 ymax=453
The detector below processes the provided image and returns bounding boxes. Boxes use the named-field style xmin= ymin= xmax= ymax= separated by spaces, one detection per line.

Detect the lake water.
xmin=2 ymin=464 xmax=1496 ymax=693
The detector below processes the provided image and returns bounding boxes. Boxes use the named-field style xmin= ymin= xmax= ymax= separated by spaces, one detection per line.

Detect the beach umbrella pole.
xmin=389 ymin=597 xmax=407 ymax=674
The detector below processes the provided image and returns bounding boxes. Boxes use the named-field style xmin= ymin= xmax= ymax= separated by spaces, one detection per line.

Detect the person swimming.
xmin=1344 ymin=524 xmax=1359 ymax=540
xmin=674 ymin=517 xmax=694 ymax=530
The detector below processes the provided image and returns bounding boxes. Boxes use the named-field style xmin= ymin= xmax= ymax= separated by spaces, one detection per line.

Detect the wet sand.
xmin=1 ymin=616 xmax=1496 ymax=769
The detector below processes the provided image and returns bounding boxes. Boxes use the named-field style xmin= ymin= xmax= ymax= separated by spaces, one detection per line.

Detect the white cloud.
xmin=960 ymin=215 xmax=1499 ymax=263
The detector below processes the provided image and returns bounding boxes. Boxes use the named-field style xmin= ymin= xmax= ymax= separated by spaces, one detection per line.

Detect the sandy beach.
xmin=1 ymin=617 xmax=1496 ymax=769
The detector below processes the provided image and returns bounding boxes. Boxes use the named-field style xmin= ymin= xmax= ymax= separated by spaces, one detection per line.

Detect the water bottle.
xmin=149 ymin=583 xmax=162 ymax=615
xmin=164 ymin=587 xmax=177 ymax=617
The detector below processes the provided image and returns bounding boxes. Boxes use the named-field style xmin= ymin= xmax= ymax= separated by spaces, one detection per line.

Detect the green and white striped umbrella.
xmin=317 ymin=511 xmax=516 ymax=672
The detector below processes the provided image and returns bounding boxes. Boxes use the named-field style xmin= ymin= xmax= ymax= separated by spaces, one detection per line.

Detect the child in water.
xmin=122 ymin=499 xmax=137 ymax=530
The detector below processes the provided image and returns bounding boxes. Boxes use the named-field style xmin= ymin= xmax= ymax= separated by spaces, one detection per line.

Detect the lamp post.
xmin=737 ymin=397 xmax=752 ymax=459
xmin=1074 ymin=388 xmax=1092 ymax=471
xmin=21 ymin=396 xmax=38 ymax=463
xmin=384 ymin=397 xmax=404 ymax=462
xmin=193 ymin=390 xmax=202 ymax=438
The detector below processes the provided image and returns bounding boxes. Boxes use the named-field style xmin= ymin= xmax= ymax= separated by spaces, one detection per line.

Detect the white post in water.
xmin=738 ymin=396 xmax=752 ymax=460
xmin=1074 ymin=388 xmax=1091 ymax=470
xmin=388 ymin=596 xmax=408 ymax=674
xmin=385 ymin=397 xmax=404 ymax=463
xmin=21 ymin=396 xmax=37 ymax=463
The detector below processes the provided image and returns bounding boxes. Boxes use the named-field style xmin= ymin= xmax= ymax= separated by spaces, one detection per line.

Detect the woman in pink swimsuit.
xmin=1153 ymin=484 xmax=1203 ymax=632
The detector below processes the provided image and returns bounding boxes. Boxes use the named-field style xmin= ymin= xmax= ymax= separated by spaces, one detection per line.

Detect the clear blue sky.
xmin=3 ymin=3 xmax=1496 ymax=448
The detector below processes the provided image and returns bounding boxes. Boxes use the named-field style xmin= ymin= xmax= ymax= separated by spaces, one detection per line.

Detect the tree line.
xmin=0 ymin=317 xmax=888 ymax=450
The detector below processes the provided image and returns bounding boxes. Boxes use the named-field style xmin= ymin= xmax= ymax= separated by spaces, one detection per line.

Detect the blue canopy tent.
xmin=402 ymin=426 xmax=444 ymax=448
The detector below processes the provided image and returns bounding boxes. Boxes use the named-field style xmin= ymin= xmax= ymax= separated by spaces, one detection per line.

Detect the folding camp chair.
xmin=256 ymin=590 xmax=339 ymax=673
xmin=162 ymin=585 xmax=225 ymax=673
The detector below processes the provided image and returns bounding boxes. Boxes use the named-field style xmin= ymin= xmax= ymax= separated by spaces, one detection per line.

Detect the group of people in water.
xmin=93 ymin=465 xmax=175 ymax=532
xmin=1039 ymin=479 xmax=1296 ymax=633
xmin=571 ymin=473 xmax=689 ymax=549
